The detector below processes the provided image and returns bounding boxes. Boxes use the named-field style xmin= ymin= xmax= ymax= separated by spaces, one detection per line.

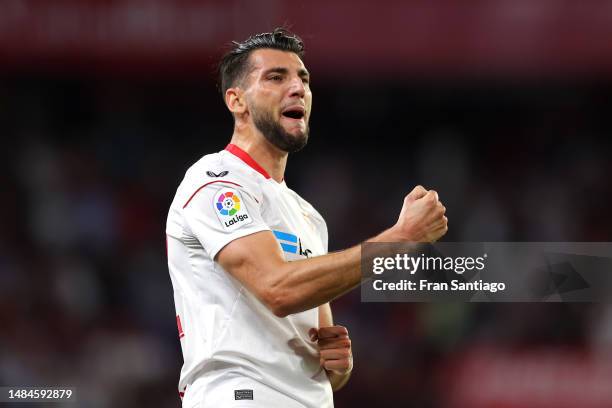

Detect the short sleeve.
xmin=182 ymin=183 xmax=270 ymax=260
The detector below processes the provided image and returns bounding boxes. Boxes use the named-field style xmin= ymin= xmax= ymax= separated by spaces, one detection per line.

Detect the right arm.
xmin=217 ymin=185 xmax=448 ymax=317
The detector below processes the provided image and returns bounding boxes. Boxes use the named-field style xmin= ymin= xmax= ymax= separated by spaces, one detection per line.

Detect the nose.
xmin=288 ymin=76 xmax=306 ymax=98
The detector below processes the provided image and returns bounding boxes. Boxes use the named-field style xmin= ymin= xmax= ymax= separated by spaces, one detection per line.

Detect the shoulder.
xmin=177 ymin=151 xmax=263 ymax=210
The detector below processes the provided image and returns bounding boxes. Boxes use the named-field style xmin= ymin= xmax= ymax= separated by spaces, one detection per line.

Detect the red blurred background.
xmin=1 ymin=1 xmax=612 ymax=407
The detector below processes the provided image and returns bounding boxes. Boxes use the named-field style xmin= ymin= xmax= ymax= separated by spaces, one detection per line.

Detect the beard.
xmin=251 ymin=104 xmax=309 ymax=153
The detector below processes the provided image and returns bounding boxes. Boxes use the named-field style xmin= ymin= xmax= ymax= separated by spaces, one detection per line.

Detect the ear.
xmin=225 ymin=87 xmax=247 ymax=115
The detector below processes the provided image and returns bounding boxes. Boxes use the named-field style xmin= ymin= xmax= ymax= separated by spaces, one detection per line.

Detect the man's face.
xmin=242 ymin=49 xmax=312 ymax=153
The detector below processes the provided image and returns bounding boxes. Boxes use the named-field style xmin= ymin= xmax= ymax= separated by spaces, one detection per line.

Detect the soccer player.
xmin=166 ymin=28 xmax=448 ymax=407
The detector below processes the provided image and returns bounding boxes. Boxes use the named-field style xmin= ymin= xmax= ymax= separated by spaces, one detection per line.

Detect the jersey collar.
xmin=225 ymin=143 xmax=271 ymax=180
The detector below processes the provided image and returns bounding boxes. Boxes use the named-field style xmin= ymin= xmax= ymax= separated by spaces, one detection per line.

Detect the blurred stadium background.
xmin=1 ymin=1 xmax=612 ymax=407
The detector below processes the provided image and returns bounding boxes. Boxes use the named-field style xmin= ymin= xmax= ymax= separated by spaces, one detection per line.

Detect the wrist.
xmin=370 ymin=226 xmax=412 ymax=243
xmin=326 ymin=366 xmax=353 ymax=391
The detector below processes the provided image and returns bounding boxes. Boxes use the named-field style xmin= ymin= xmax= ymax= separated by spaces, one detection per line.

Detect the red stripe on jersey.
xmin=176 ymin=315 xmax=185 ymax=339
xmin=225 ymin=143 xmax=271 ymax=179
xmin=182 ymin=180 xmax=243 ymax=209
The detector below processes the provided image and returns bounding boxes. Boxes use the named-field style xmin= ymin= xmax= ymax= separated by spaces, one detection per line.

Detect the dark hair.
xmin=218 ymin=28 xmax=305 ymax=97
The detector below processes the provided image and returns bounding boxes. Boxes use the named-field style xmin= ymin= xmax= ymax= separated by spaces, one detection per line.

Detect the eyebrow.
xmin=262 ymin=67 xmax=310 ymax=78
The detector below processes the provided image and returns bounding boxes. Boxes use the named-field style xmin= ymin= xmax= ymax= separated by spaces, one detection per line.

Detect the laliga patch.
xmin=213 ymin=188 xmax=252 ymax=231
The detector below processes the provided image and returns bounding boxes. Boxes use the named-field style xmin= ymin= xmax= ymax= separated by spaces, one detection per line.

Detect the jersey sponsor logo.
xmin=213 ymin=188 xmax=253 ymax=231
xmin=206 ymin=170 xmax=229 ymax=177
xmin=273 ymin=230 xmax=298 ymax=253
xmin=298 ymin=239 xmax=313 ymax=258
xmin=273 ymin=230 xmax=312 ymax=258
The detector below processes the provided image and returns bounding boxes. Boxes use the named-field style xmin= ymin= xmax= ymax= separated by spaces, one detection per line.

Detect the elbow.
xmin=261 ymin=287 xmax=296 ymax=318
xmin=271 ymin=306 xmax=291 ymax=319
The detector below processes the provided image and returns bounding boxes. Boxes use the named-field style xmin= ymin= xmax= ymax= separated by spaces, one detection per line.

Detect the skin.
xmin=225 ymin=48 xmax=311 ymax=182
xmin=314 ymin=304 xmax=353 ymax=390
xmin=219 ymin=48 xmax=448 ymax=391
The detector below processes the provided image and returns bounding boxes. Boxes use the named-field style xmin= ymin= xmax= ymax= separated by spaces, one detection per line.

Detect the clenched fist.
xmin=394 ymin=185 xmax=448 ymax=242
xmin=309 ymin=326 xmax=353 ymax=375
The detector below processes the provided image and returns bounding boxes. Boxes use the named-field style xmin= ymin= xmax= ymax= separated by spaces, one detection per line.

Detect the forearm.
xmin=273 ymin=245 xmax=361 ymax=314
xmin=270 ymin=227 xmax=408 ymax=316
xmin=219 ymin=185 xmax=447 ymax=317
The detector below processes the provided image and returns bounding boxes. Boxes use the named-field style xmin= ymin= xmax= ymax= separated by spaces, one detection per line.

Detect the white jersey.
xmin=166 ymin=144 xmax=333 ymax=408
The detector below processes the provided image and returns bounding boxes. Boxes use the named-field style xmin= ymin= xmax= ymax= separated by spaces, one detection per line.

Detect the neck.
xmin=229 ymin=127 xmax=288 ymax=183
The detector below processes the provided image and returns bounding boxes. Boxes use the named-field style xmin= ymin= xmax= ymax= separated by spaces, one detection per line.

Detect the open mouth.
xmin=281 ymin=107 xmax=305 ymax=120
